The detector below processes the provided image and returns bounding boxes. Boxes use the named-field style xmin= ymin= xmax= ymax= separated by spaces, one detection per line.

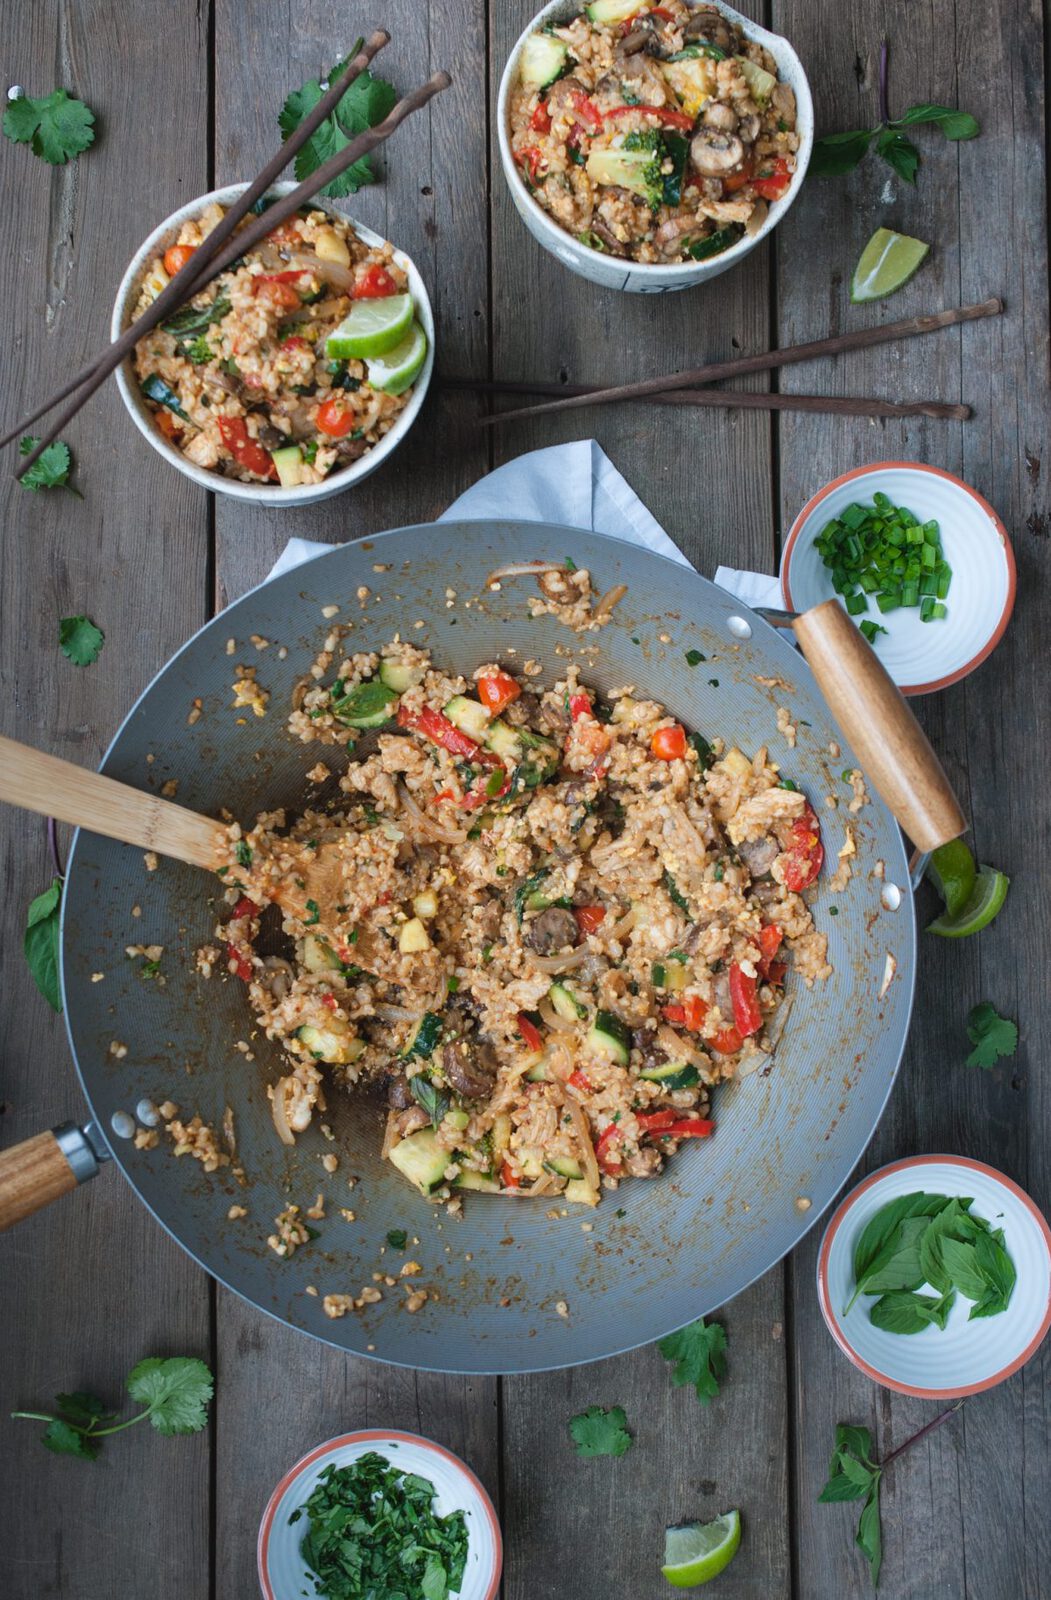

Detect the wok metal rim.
xmin=58 ymin=519 xmax=919 ymax=1374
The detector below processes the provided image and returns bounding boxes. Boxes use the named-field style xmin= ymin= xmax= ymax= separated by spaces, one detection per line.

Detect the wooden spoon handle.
xmin=793 ymin=601 xmax=967 ymax=852
xmin=0 ymin=734 xmax=223 ymax=869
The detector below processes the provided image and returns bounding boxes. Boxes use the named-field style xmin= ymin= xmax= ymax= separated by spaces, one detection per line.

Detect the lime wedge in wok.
xmin=927 ymin=839 xmax=977 ymax=918
xmin=325 ymin=293 xmax=413 ymax=359
xmin=927 ymin=864 xmax=1009 ymax=937
xmin=662 ymin=1512 xmax=741 ymax=1588
xmin=365 ymin=321 xmax=428 ymax=395
xmin=851 ymin=228 xmax=929 ymax=303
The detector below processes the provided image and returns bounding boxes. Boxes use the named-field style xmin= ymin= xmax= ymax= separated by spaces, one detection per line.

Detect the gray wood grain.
xmin=0 ymin=2 xmax=212 ymax=1597
xmin=774 ymin=2 xmax=1051 ymax=1595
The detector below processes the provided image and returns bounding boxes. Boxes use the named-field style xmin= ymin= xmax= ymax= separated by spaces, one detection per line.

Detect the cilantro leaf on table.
xmin=11 ymin=1356 xmax=214 ymax=1460
xmin=59 ymin=615 xmax=105 ymax=667
xmin=279 ymin=45 xmax=397 ymax=199
xmin=3 ymin=88 xmax=95 ymax=165
xmin=658 ymin=1316 xmax=727 ymax=1404
xmin=568 ymin=1404 xmax=633 ymax=1458
xmin=24 ymin=877 xmax=63 ymax=1013
xmin=965 ymin=1001 xmax=1018 ymax=1069
xmin=19 ymin=435 xmax=80 ymax=494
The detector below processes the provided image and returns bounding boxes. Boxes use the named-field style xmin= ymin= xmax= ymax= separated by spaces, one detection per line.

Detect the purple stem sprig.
xmin=878 ymin=39 xmax=890 ymax=127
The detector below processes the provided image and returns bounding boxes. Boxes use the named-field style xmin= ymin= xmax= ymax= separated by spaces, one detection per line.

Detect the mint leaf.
xmin=568 ymin=1404 xmax=633 ymax=1458
xmin=869 ymin=1290 xmax=951 ymax=1335
xmin=279 ymin=49 xmax=397 ymax=199
xmin=59 ymin=615 xmax=105 ymax=667
xmin=876 ymin=127 xmax=920 ymax=184
xmin=3 ymin=88 xmax=95 ymax=165
xmin=42 ymin=1419 xmax=99 ymax=1459
xmin=893 ymin=104 xmax=979 ymax=140
xmin=24 ymin=877 xmax=62 ymax=1013
xmin=966 ymin=1001 xmax=1018 ymax=1069
xmin=126 ymin=1357 xmax=214 ymax=1435
xmin=809 ymin=128 xmax=874 ymax=176
xmin=19 ymin=435 xmax=79 ymax=493
xmin=657 ymin=1316 xmax=727 ymax=1404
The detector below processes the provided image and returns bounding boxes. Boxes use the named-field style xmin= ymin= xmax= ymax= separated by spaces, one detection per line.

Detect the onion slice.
xmin=656 ymin=1023 xmax=711 ymax=1074
xmin=594 ymin=583 xmax=628 ymax=619
xmin=397 ymin=781 xmax=468 ymax=846
xmin=485 ymin=561 xmax=570 ymax=587
xmin=526 ymin=946 xmax=589 ymax=974
xmin=563 ymin=1094 xmax=601 ymax=1192
xmin=538 ymin=997 xmax=575 ymax=1033
xmin=270 ymin=1079 xmax=296 ymax=1147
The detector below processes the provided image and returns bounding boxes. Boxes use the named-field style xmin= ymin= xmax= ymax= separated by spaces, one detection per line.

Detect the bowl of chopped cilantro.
xmin=817 ymin=1155 xmax=1051 ymax=1398
xmin=258 ymin=1431 xmax=501 ymax=1600
xmin=781 ymin=461 xmax=1016 ymax=695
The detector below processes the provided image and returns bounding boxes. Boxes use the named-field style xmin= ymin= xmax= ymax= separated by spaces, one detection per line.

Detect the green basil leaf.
xmin=856 ymin=1481 xmax=883 ymax=1587
xmin=834 ymin=1423 xmax=875 ymax=1465
xmin=850 ymin=1192 xmax=950 ymax=1289
xmin=854 ymin=1214 xmax=933 ymax=1299
xmin=868 ymin=1290 xmax=946 ymax=1335
xmin=893 ymin=104 xmax=980 ymax=140
xmin=938 ymin=1236 xmax=987 ymax=1301
xmin=809 ymin=128 xmax=874 ymax=177
xmin=875 ymin=127 xmax=920 ymax=185
xmin=25 ymin=877 xmax=63 ymax=1013
xmin=818 ymin=1469 xmax=872 ymax=1503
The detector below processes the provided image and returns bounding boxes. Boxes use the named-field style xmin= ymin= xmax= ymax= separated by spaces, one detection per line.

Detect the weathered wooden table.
xmin=2 ymin=2 xmax=1048 ymax=1596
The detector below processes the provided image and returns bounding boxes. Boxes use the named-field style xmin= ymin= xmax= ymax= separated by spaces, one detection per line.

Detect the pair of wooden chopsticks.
xmin=454 ymin=297 xmax=1003 ymax=427
xmin=4 ymin=33 xmax=452 ymax=478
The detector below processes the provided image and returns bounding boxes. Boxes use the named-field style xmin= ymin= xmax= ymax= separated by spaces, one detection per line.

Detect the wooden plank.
xmin=210 ymin=7 xmax=499 ymax=1593
xmin=490 ymin=4 xmax=789 ymax=1595
xmin=774 ymin=1 xmax=1051 ymax=1594
xmin=0 ymin=2 xmax=212 ymax=1596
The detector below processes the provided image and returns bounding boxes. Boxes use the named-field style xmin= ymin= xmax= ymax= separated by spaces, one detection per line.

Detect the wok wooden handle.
xmin=0 ymin=734 xmax=223 ymax=869
xmin=793 ymin=601 xmax=967 ymax=852
xmin=0 ymin=1129 xmax=87 ymax=1230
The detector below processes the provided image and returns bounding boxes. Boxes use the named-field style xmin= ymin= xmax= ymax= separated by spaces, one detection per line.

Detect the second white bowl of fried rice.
xmin=112 ymin=182 xmax=435 ymax=505
xmin=498 ymin=0 xmax=813 ymax=292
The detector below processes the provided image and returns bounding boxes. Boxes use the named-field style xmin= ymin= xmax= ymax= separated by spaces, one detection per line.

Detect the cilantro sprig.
xmin=19 ymin=435 xmax=81 ymax=495
xmin=3 ymin=87 xmax=95 ymax=165
xmin=965 ymin=1001 xmax=1018 ymax=1069
xmin=568 ymin=1404 xmax=633 ymax=1458
xmin=59 ymin=615 xmax=105 ymax=667
xmin=811 ymin=40 xmax=978 ymax=185
xmin=658 ymin=1315 xmax=727 ymax=1404
xmin=279 ymin=45 xmax=396 ymax=199
xmin=11 ymin=1357 xmax=214 ymax=1460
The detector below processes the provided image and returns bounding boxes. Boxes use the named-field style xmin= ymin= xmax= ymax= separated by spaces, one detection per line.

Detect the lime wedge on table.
xmin=365 ymin=321 xmax=428 ymax=395
xmin=326 ymin=293 xmax=414 ymax=359
xmin=662 ymin=1511 xmax=741 ymax=1588
xmin=927 ymin=864 xmax=1009 ymax=937
xmin=927 ymin=838 xmax=978 ymax=919
xmin=851 ymin=228 xmax=929 ymax=303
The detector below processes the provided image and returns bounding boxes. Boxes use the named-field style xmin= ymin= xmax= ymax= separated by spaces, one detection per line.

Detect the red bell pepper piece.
xmin=569 ymin=88 xmax=603 ymax=133
xmin=500 ymin=1158 xmax=520 ymax=1190
xmin=757 ymin=923 xmax=783 ymax=977
xmin=637 ymin=1109 xmax=679 ymax=1133
xmin=321 ymin=993 xmax=338 ymax=1012
xmin=227 ymin=944 xmax=253 ymax=982
xmin=477 ymin=672 xmax=521 ymax=716
xmin=729 ymin=962 xmax=762 ymax=1037
xmin=516 ymin=1011 xmax=544 ymax=1052
xmin=781 ymin=801 xmax=824 ymax=892
xmin=252 ymin=270 xmax=306 ymax=311
xmin=231 ymin=896 xmax=259 ymax=920
xmin=766 ymin=960 xmax=787 ymax=986
xmin=661 ymin=1118 xmax=714 ymax=1139
xmin=595 ymin=1123 xmax=623 ymax=1176
xmin=398 ymin=701 xmax=481 ymax=760
xmin=431 ymin=788 xmax=456 ymax=804
xmin=753 ymin=157 xmax=792 ymax=201
xmin=279 ymin=334 xmax=310 ymax=352
xmin=568 ymin=1068 xmax=594 ymax=1092
xmin=353 ymin=264 xmax=398 ymax=299
xmin=515 ymin=144 xmax=546 ymax=185
xmin=661 ymin=996 xmax=706 ymax=1030
xmin=569 ymin=693 xmax=593 ymax=721
xmin=651 ymin=723 xmax=688 ymax=761
xmin=530 ymin=100 xmax=552 ymax=134
xmin=723 ymin=161 xmax=755 ymax=194
xmin=604 ymin=104 xmax=695 ymax=131
xmin=217 ymin=417 xmax=277 ymax=480
xmin=573 ymin=904 xmax=606 ymax=936
xmin=661 ymin=1003 xmax=686 ymax=1024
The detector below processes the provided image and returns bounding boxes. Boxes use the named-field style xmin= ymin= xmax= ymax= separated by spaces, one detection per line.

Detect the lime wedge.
xmin=662 ymin=1511 xmax=741 ymax=1588
xmin=927 ymin=838 xmax=977 ymax=919
xmin=325 ymin=293 xmax=414 ymax=360
xmin=365 ymin=321 xmax=428 ymax=395
xmin=850 ymin=228 xmax=929 ymax=303
xmin=927 ymin=864 xmax=1009 ymax=938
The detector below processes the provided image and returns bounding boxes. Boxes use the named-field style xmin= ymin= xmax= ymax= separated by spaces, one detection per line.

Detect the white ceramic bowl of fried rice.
xmin=498 ymin=0 xmax=813 ymax=293
xmin=111 ymin=182 xmax=435 ymax=505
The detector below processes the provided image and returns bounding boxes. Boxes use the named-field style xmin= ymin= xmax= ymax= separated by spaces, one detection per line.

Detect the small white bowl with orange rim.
xmin=781 ymin=462 xmax=1016 ymax=696
xmin=258 ymin=1429 xmax=502 ymax=1599
xmin=817 ymin=1155 xmax=1051 ymax=1399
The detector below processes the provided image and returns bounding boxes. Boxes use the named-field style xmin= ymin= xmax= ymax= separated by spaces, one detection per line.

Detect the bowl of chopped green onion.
xmin=258 ymin=1430 xmax=501 ymax=1600
xmin=781 ymin=462 xmax=1016 ymax=695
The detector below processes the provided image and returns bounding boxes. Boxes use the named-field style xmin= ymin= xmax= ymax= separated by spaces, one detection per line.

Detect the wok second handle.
xmin=794 ymin=600 xmax=967 ymax=852
xmin=0 ymin=734 xmax=222 ymax=869
xmin=0 ymin=1127 xmax=92 ymax=1230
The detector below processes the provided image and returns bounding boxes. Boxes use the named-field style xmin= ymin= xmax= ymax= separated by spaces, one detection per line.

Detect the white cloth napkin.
xmin=265 ymin=440 xmax=783 ymax=609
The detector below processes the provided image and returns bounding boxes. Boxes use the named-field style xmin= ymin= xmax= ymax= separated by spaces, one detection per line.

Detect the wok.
xmin=0 ymin=522 xmax=961 ymax=1373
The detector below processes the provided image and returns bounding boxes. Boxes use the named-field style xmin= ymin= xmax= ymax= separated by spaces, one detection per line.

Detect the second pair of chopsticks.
xmin=8 ymin=34 xmax=451 ymax=478
xmin=461 ymin=297 xmax=1003 ymax=427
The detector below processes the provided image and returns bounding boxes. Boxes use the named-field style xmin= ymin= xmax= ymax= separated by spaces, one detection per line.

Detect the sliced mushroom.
xmin=589 ymin=219 xmax=630 ymax=257
xmin=334 ymin=436 xmax=370 ymax=464
xmin=545 ymin=75 xmax=590 ymax=118
xmin=654 ymin=215 xmax=711 ymax=256
xmin=525 ymin=906 xmax=581 ymax=955
xmin=632 ymin=1025 xmax=668 ymax=1074
xmin=395 ymin=1104 xmax=431 ymax=1138
xmin=386 ymin=1071 xmax=414 ymax=1110
xmin=683 ymin=6 xmax=739 ymax=52
xmin=738 ymin=834 xmax=780 ymax=878
xmin=690 ymin=128 xmax=745 ymax=176
xmin=712 ymin=969 xmax=734 ymax=1019
xmin=703 ymin=101 xmax=738 ymax=132
xmin=736 ymin=111 xmax=761 ymax=144
xmin=442 ymin=1038 xmax=497 ymax=1100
